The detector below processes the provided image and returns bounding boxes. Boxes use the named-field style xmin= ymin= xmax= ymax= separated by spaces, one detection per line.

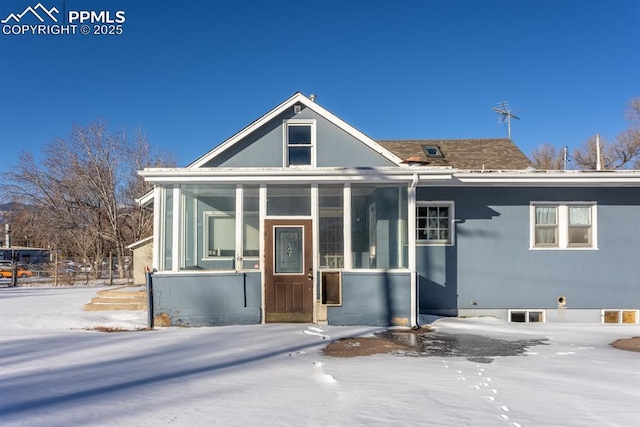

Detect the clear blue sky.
xmin=1 ymin=0 xmax=638 ymax=174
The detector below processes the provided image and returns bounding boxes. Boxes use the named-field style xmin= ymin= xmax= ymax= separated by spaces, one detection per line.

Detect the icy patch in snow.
xmin=303 ymin=326 xmax=329 ymax=340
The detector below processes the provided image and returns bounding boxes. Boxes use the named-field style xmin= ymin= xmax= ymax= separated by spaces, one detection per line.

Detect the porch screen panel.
xmin=162 ymin=187 xmax=173 ymax=270
xmin=319 ymin=185 xmax=344 ymax=269
xmin=242 ymin=186 xmax=260 ymax=270
xmin=182 ymin=191 xmax=197 ymax=268
xmin=351 ymin=184 xmax=408 ymax=269
xmin=181 ymin=185 xmax=236 ymax=271
xmin=267 ymin=185 xmax=310 ymax=216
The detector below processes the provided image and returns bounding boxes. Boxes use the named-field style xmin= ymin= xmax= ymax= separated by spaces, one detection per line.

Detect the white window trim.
xmin=154 ymin=185 xmax=163 ymax=271
xmin=283 ymin=118 xmax=316 ymax=168
xmin=416 ymin=201 xmax=455 ymax=246
xmin=182 ymin=189 xmax=198 ymax=270
xmin=343 ymin=184 xmax=352 ymax=269
xmin=235 ymin=185 xmax=244 ymax=269
xmin=203 ymin=210 xmax=236 ymax=261
xmin=530 ymin=202 xmax=598 ymax=250
xmin=508 ymin=309 xmax=546 ymax=323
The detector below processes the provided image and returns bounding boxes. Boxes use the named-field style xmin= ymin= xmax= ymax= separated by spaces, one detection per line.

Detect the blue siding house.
xmin=140 ymin=93 xmax=640 ymax=326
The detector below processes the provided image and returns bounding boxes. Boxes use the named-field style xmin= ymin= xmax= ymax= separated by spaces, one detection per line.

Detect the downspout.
xmin=409 ymin=173 xmax=419 ymax=328
xmin=243 ymin=272 xmax=247 ymax=307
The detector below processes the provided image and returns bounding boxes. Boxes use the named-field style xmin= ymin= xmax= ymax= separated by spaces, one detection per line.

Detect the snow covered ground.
xmin=1 ymin=285 xmax=638 ymax=427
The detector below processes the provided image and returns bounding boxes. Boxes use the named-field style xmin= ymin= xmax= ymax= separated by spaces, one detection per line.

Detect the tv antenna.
xmin=492 ymin=101 xmax=520 ymax=139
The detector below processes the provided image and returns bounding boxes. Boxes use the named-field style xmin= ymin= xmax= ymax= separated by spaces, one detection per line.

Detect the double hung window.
xmin=531 ymin=203 xmax=596 ymax=249
xmin=284 ymin=119 xmax=315 ymax=167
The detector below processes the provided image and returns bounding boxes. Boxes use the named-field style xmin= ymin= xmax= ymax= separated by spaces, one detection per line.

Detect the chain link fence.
xmin=1 ymin=256 xmax=134 ymax=287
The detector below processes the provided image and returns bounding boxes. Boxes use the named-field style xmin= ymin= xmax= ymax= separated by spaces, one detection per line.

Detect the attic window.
xmin=283 ymin=119 xmax=316 ymax=167
xmin=422 ymin=145 xmax=443 ymax=157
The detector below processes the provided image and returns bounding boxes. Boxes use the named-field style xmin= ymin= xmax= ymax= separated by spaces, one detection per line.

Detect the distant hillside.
xmin=0 ymin=202 xmax=28 ymax=223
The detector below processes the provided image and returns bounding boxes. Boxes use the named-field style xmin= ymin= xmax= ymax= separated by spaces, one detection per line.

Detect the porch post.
xmin=343 ymin=184 xmax=352 ymax=269
xmin=152 ymin=185 xmax=161 ymax=271
xmin=259 ymin=184 xmax=267 ymax=324
xmin=235 ymin=185 xmax=243 ymax=269
xmin=171 ymin=184 xmax=180 ymax=272
xmin=311 ymin=184 xmax=319 ymax=323
xmin=408 ymin=174 xmax=418 ymax=327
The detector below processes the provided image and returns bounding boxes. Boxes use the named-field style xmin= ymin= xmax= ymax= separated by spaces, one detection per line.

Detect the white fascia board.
xmin=135 ymin=190 xmax=154 ymax=207
xmin=188 ymin=92 xmax=404 ymax=169
xmin=453 ymin=171 xmax=640 ymax=186
xmin=139 ymin=167 xmax=455 ymax=184
xmin=127 ymin=236 xmax=153 ymax=250
xmin=189 ymin=93 xmax=305 ymax=168
xmin=299 ymin=98 xmax=404 ymax=165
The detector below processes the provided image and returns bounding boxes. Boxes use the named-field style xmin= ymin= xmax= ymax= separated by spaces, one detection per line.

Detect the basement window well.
xmin=508 ymin=309 xmax=545 ymax=323
xmin=602 ymin=310 xmax=638 ymax=324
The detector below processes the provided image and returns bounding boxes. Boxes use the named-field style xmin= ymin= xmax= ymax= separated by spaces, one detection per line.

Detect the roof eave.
xmin=139 ymin=166 xmax=455 ymax=184
xmin=452 ymin=170 xmax=640 ymax=186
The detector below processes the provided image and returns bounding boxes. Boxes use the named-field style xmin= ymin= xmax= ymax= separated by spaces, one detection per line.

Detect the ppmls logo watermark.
xmin=2 ymin=2 xmax=126 ymax=36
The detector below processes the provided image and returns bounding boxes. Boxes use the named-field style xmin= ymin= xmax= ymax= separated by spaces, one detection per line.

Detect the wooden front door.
xmin=264 ymin=219 xmax=313 ymax=323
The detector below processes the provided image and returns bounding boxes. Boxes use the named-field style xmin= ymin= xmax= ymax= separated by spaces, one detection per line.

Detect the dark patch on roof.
xmin=377 ymin=139 xmax=532 ymax=170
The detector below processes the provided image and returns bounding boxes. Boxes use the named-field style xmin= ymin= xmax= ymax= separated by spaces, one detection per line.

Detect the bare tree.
xmin=579 ymin=98 xmax=640 ymax=170
xmin=1 ymin=120 xmax=176 ymax=280
xmin=532 ymin=97 xmax=640 ymax=171
xmin=120 ymin=128 xmax=176 ymax=245
xmin=570 ymin=135 xmax=617 ymax=170
xmin=531 ymin=143 xmax=565 ymax=170
xmin=627 ymin=97 xmax=640 ymax=125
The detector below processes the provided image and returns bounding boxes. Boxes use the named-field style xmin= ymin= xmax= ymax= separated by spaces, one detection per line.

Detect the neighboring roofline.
xmin=127 ymin=236 xmax=153 ymax=250
xmin=0 ymin=246 xmax=50 ymax=251
xmin=188 ymin=92 xmax=404 ymax=168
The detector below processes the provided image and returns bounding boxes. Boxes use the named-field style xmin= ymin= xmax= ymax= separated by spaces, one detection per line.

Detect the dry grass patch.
xmin=323 ymin=336 xmax=409 ymax=357
xmin=154 ymin=312 xmax=171 ymax=327
xmin=611 ymin=336 xmax=640 ymax=352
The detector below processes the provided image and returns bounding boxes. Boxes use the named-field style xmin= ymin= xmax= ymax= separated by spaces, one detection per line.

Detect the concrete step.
xmin=97 ymin=289 xmax=146 ymax=298
xmin=90 ymin=296 xmax=144 ymax=304
xmin=83 ymin=286 xmax=148 ymax=311
xmin=84 ymin=302 xmax=148 ymax=311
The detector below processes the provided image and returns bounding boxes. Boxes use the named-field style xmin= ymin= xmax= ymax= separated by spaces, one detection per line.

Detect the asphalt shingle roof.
xmin=377 ymin=139 xmax=532 ymax=170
